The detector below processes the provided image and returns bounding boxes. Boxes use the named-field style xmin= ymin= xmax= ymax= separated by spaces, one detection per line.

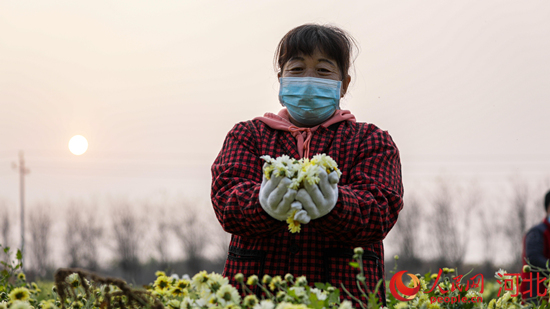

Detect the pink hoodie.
xmin=253 ymin=109 xmax=356 ymax=159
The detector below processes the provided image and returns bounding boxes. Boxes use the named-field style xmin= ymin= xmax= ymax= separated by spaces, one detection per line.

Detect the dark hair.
xmin=545 ymin=190 xmax=550 ymax=212
xmin=274 ymin=24 xmax=357 ymax=80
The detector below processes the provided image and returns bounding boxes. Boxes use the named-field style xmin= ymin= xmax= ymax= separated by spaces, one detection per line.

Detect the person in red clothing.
xmin=211 ymin=24 xmax=404 ymax=305
xmin=520 ymin=190 xmax=550 ymax=304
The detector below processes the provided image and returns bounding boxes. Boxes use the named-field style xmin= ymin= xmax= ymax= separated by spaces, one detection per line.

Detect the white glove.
xmin=295 ymin=168 xmax=339 ymax=220
xmin=289 ymin=201 xmax=311 ymax=224
xmin=259 ymin=169 xmax=297 ymax=221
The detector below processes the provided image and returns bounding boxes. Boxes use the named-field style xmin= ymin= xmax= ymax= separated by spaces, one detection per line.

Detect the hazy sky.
xmin=1 ymin=1 xmax=549 ymax=263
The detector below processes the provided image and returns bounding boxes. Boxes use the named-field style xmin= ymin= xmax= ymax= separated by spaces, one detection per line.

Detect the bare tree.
xmin=64 ymin=199 xmax=103 ymax=271
xmin=430 ymin=181 xmax=471 ymax=268
xmin=392 ymin=194 xmax=422 ymax=266
xmin=111 ymin=199 xmax=141 ymax=280
xmin=172 ymin=200 xmax=207 ymax=274
xmin=28 ymin=202 xmax=52 ymax=278
xmin=0 ymin=200 xmax=11 ymax=263
xmin=505 ymin=180 xmax=533 ymax=269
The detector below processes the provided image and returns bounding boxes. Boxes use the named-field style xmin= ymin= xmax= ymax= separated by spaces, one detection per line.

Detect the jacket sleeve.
xmin=311 ymin=126 xmax=404 ymax=246
xmin=525 ymin=227 xmax=549 ymax=270
xmin=211 ymin=121 xmax=286 ymax=238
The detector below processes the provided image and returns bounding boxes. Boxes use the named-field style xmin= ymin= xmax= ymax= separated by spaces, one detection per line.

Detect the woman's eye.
xmin=318 ymin=68 xmax=331 ymax=73
xmin=290 ymin=67 xmax=303 ymax=72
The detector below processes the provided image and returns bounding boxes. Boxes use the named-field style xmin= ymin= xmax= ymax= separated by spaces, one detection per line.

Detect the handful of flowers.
xmin=260 ymin=154 xmax=342 ymax=233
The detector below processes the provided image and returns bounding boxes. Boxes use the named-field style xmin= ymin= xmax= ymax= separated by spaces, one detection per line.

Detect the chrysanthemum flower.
xmin=247 ymin=275 xmax=258 ymax=286
xmin=65 ymin=273 xmax=80 ymax=288
xmin=40 ymin=300 xmax=59 ymax=309
xmin=275 ymin=302 xmax=308 ymax=309
xmin=167 ymin=299 xmax=181 ymax=309
xmin=192 ymin=271 xmax=210 ymax=291
xmin=0 ymin=301 xmax=8 ymax=309
xmin=253 ymin=300 xmax=275 ymax=309
xmin=8 ymin=301 xmax=31 ymax=309
xmin=9 ymin=287 xmax=31 ymax=302
xmin=209 ymin=273 xmax=229 ymax=292
xmin=338 ymin=300 xmax=353 ymax=309
xmin=286 ymin=210 xmax=301 ymax=233
xmin=269 ymin=276 xmax=282 ymax=291
xmin=154 ymin=275 xmax=172 ymax=293
xmin=17 ymin=273 xmax=26 ymax=281
xmin=243 ymin=295 xmax=259 ymax=308
xmin=216 ymin=284 xmax=241 ymax=306
xmin=169 ymin=286 xmax=188 ymax=298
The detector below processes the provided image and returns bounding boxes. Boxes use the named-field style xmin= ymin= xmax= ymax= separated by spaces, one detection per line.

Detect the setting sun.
xmin=68 ymin=135 xmax=88 ymax=155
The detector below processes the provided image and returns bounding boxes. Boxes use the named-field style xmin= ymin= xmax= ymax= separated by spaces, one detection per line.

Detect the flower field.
xmin=1 ymin=245 xmax=548 ymax=309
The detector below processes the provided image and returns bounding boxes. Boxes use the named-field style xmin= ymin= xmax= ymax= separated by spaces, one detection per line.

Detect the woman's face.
xmin=278 ymin=49 xmax=351 ymax=97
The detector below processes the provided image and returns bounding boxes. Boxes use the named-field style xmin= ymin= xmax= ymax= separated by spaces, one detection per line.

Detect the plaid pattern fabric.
xmin=211 ymin=119 xmax=404 ymax=304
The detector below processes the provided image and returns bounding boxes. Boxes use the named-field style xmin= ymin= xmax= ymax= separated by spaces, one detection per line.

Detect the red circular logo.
xmin=389 ymin=270 xmax=421 ymax=301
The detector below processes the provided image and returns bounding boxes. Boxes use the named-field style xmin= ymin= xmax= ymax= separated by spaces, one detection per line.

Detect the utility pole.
xmin=12 ymin=151 xmax=30 ymax=271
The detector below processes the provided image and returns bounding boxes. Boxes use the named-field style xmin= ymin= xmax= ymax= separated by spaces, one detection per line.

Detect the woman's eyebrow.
xmin=318 ymin=58 xmax=335 ymax=66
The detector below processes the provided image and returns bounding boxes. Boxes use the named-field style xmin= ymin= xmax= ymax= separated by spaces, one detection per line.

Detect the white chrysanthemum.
xmin=289 ymin=286 xmax=306 ymax=298
xmin=0 ymin=301 xmax=8 ymax=309
xmin=253 ymin=300 xmax=275 ymax=309
xmin=466 ymin=290 xmax=482 ymax=298
xmin=215 ymin=284 xmax=241 ymax=306
xmin=410 ymin=293 xmax=428 ymax=307
xmin=501 ymin=291 xmax=512 ymax=303
xmin=260 ymin=155 xmax=275 ymax=164
xmin=302 ymin=164 xmax=320 ymax=185
xmin=339 ymin=301 xmax=353 ymax=309
xmin=394 ymin=302 xmax=408 ymax=309
xmin=180 ymin=297 xmax=198 ymax=309
xmin=192 ymin=271 xmax=210 ymax=292
xmin=65 ymin=273 xmax=80 ymax=287
xmin=208 ymin=273 xmax=229 ymax=291
xmin=171 ymin=273 xmax=180 ymax=280
xmin=495 ymin=269 xmax=508 ymax=280
xmin=310 ymin=288 xmax=327 ymax=301
xmin=311 ymin=154 xmax=341 ymax=177
xmin=9 ymin=301 xmax=31 ymax=309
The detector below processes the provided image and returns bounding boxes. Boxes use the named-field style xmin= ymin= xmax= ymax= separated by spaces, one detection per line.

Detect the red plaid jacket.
xmin=211 ymin=118 xmax=403 ymax=304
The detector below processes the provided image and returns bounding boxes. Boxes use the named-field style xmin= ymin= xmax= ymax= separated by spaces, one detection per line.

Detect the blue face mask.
xmin=279 ymin=77 xmax=342 ymax=126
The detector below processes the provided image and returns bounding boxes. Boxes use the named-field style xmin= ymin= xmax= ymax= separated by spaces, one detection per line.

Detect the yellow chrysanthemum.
xmin=40 ymin=300 xmax=59 ymax=309
xmin=427 ymin=302 xmax=440 ymax=309
xmin=17 ymin=273 xmax=26 ymax=281
xmin=269 ymin=276 xmax=282 ymax=291
xmin=155 ymin=271 xmax=166 ymax=277
xmin=169 ymin=286 xmax=188 ymax=298
xmin=9 ymin=287 xmax=31 ymax=302
xmin=167 ymin=299 xmax=181 ymax=309
xmin=154 ymin=275 xmax=172 ymax=293
xmin=243 ymin=295 xmax=258 ymax=308
xmin=286 ymin=210 xmax=301 ymax=233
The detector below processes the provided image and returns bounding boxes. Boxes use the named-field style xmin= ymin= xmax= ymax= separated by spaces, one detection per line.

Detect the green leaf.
xmin=314 ymin=282 xmax=326 ymax=290
xmin=3 ymin=247 xmax=9 ymax=254
xmin=16 ymin=249 xmax=22 ymax=261
xmin=349 ymin=262 xmax=359 ymax=268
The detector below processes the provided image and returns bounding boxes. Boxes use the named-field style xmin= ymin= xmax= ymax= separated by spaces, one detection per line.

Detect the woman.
xmin=211 ymin=24 xmax=404 ymax=305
